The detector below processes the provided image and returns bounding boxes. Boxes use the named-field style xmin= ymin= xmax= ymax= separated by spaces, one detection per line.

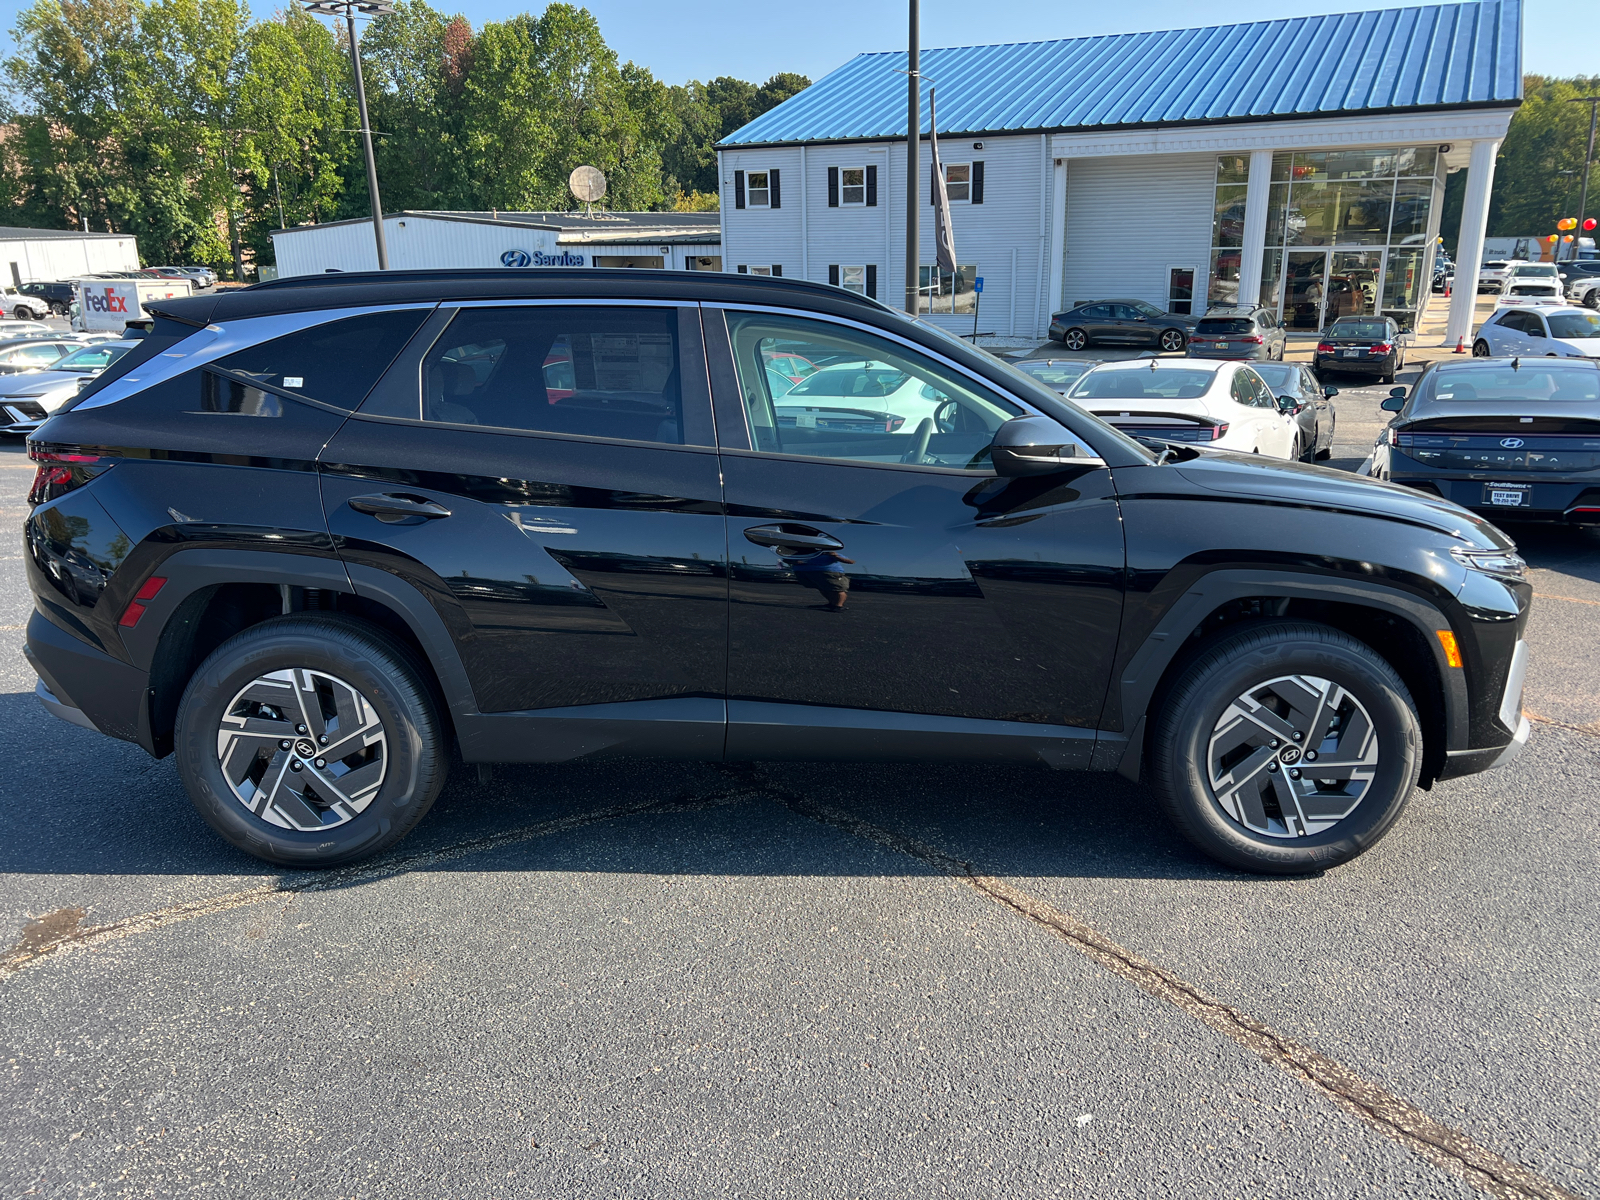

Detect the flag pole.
xmin=904 ymin=0 xmax=920 ymax=314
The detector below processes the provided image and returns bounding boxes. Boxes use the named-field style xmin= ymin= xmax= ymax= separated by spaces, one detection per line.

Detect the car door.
xmin=706 ymin=305 xmax=1125 ymax=764
xmin=320 ymin=301 xmax=728 ymax=757
xmin=1076 ymin=304 xmax=1117 ymax=343
xmin=1111 ymin=305 xmax=1150 ymax=344
xmin=1301 ymin=366 xmax=1331 ymax=451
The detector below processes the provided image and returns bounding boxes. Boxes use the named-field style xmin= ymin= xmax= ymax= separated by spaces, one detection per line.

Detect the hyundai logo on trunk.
xmin=1500 ymin=437 xmax=1525 ymax=448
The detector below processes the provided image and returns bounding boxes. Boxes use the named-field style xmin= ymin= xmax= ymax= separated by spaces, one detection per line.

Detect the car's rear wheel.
xmin=1472 ymin=339 xmax=1492 ymax=357
xmin=175 ymin=615 xmax=447 ymax=867
xmin=1584 ymin=290 xmax=1600 ymax=311
xmin=1061 ymin=328 xmax=1089 ymax=351
xmin=1148 ymin=620 xmax=1421 ymax=874
xmin=1158 ymin=328 xmax=1186 ymax=353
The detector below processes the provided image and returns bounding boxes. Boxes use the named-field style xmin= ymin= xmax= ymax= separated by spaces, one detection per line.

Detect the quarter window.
xmin=419 ymin=306 xmax=684 ymax=445
xmin=212 ymin=309 xmax=428 ymax=410
xmin=747 ymin=171 xmax=771 ymax=207
xmin=841 ymin=168 xmax=866 ymax=205
xmin=724 ymin=311 xmax=1023 ymax=470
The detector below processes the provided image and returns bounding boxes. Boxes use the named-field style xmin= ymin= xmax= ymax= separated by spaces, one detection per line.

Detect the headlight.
xmin=1450 ymin=546 xmax=1527 ymax=579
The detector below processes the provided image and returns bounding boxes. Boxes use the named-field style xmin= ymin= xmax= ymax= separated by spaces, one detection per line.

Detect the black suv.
xmin=23 ymin=270 xmax=1531 ymax=875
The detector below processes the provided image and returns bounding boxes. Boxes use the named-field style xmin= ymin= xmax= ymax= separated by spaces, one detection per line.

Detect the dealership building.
xmin=0 ymin=225 xmax=141 ymax=286
xmin=269 ymin=210 xmax=721 ymax=278
xmin=715 ymin=0 xmax=1521 ymax=345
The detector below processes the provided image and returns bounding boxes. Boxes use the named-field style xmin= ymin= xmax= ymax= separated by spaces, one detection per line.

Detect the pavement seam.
xmin=1526 ymin=711 xmax=1600 ymax=739
xmin=736 ymin=772 xmax=1582 ymax=1200
xmin=1530 ymin=592 xmax=1600 ymax=608
xmin=0 ymin=785 xmax=758 ymax=980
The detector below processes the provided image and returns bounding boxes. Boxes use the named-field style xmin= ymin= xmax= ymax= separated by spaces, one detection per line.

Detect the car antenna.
xmin=1149 ymin=356 xmax=1158 ymax=370
xmin=1511 ymin=356 xmax=1520 ymax=371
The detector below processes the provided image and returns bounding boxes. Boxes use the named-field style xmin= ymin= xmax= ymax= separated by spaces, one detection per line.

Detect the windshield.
xmin=1251 ymin=363 xmax=1301 ymax=391
xmin=1328 ymin=320 xmax=1390 ymax=339
xmin=1016 ymin=360 xmax=1095 ymax=388
xmin=1069 ymin=367 xmax=1217 ymax=401
xmin=1549 ymin=312 xmax=1600 ymax=339
xmin=1425 ymin=365 xmax=1600 ymax=403
xmin=55 ymin=343 xmax=131 ymax=371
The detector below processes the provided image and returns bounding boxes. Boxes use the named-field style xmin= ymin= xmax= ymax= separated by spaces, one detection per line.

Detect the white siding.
xmin=1060 ymin=154 xmax=1216 ymax=314
xmin=0 ymin=235 xmax=139 ymax=283
xmin=720 ymin=133 xmax=1052 ymax=336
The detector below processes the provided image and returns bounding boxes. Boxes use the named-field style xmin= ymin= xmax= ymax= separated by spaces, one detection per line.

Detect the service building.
xmin=715 ymin=0 xmax=1521 ymax=346
xmin=0 ymin=226 xmax=141 ymax=287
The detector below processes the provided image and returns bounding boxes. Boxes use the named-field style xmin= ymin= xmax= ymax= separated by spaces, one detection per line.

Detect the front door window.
xmin=1330 ymin=251 xmax=1382 ymax=321
xmin=1285 ymin=252 xmax=1328 ymax=331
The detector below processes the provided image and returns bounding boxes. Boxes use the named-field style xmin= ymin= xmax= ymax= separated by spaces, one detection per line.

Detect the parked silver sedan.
xmin=1250 ymin=360 xmax=1338 ymax=461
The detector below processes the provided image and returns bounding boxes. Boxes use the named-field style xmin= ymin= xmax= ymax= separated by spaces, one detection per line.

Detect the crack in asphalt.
xmin=0 ymin=784 xmax=758 ymax=980
xmin=713 ymin=766 xmax=1584 ymax=1200
xmin=1527 ymin=711 xmax=1600 ymax=739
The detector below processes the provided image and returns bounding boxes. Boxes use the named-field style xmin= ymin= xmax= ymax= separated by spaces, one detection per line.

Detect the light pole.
xmin=904 ymin=0 xmax=919 ymax=315
xmin=303 ymin=0 xmax=393 ymax=269
xmin=1568 ymin=96 xmax=1600 ymax=263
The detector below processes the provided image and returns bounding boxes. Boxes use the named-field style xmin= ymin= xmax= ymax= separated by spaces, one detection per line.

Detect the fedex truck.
xmin=73 ymin=277 xmax=193 ymax=332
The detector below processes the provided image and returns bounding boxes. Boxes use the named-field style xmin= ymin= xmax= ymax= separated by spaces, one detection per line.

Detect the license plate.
xmin=1342 ymin=348 xmax=1361 ymax=357
xmin=1486 ymin=485 xmax=1530 ymax=507
xmin=1215 ymin=343 xmax=1230 ymax=350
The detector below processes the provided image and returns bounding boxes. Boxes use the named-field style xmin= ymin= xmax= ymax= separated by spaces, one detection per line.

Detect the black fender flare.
xmin=1103 ymin=569 xmax=1467 ymax=781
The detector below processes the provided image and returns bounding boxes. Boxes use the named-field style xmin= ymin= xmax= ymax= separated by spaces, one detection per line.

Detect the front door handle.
xmin=346 ymin=493 xmax=453 ymax=522
xmin=743 ymin=523 xmax=844 ymax=552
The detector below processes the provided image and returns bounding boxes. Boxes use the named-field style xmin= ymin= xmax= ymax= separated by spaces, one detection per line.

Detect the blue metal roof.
xmin=718 ymin=0 xmax=1522 ymax=147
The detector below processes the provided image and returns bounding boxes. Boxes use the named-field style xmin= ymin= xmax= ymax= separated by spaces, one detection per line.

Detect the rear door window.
xmin=213 ymin=309 xmax=429 ymax=409
xmin=419 ymin=306 xmax=686 ymax=445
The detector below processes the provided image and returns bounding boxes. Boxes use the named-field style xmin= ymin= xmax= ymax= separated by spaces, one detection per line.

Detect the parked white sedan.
xmin=1066 ymin=359 xmax=1302 ymax=459
xmin=1471 ymin=301 xmax=1600 ymax=359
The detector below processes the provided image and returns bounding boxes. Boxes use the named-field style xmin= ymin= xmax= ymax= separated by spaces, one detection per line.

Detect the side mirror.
xmin=1380 ymin=397 xmax=1405 ymax=412
xmin=1277 ymin=395 xmax=1300 ymax=413
xmin=1323 ymin=385 xmax=1339 ymax=398
xmin=1388 ymin=386 xmax=1408 ymax=399
xmin=990 ymin=415 xmax=1093 ymax=477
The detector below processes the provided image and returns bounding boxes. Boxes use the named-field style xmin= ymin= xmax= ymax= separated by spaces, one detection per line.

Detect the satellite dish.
xmin=569 ymin=165 xmax=607 ymax=211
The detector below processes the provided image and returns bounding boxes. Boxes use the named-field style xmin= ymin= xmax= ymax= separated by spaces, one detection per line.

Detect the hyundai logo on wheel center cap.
xmin=295 ymin=738 xmax=317 ymax=758
xmin=1279 ymin=746 xmax=1302 ymax=764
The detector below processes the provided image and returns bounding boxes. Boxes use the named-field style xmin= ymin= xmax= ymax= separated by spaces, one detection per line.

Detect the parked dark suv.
xmin=1186 ymin=305 xmax=1288 ymax=361
xmin=24 ymin=270 xmax=1531 ymax=875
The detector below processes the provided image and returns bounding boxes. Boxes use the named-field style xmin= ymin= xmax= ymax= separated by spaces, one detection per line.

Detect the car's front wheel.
xmin=1061 ymin=327 xmax=1089 ymax=351
xmin=175 ymin=615 xmax=447 ymax=867
xmin=1148 ymin=621 xmax=1421 ymax=874
xmin=1472 ymin=339 xmax=1492 ymax=357
xmin=1158 ymin=328 xmax=1186 ymax=353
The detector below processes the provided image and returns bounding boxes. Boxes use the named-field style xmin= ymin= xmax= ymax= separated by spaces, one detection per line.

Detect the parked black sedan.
xmin=1048 ymin=299 xmax=1196 ymax=353
xmin=1252 ymin=361 xmax=1338 ymax=461
xmin=1368 ymin=357 xmax=1600 ymax=523
xmin=1315 ymin=316 xmax=1405 ymax=382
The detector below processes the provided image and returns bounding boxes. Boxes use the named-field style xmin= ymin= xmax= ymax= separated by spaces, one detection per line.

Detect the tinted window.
xmin=1197 ymin=318 xmax=1252 ymax=334
xmin=1425 ymin=366 xmax=1600 ymax=403
xmin=1071 ymin=368 xmax=1216 ymax=401
xmin=54 ymin=343 xmax=131 ymax=371
xmin=421 ymin=306 xmax=683 ymax=444
xmin=725 ymin=311 xmax=1021 ymax=470
xmin=1251 ymin=363 xmax=1300 ymax=394
xmin=1329 ymin=320 xmax=1390 ymax=339
xmin=1077 ymin=305 xmax=1111 ymax=319
xmin=1549 ymin=312 xmax=1600 ymax=339
xmin=214 ymin=309 xmax=428 ymax=410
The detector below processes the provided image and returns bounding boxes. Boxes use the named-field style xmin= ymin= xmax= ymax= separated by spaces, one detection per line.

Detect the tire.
xmin=13 ymin=305 xmax=39 ymax=321
xmin=175 ymin=615 xmax=447 ymax=867
xmin=1585 ymin=290 xmax=1599 ymax=311
xmin=1158 ymin=328 xmax=1186 ymax=353
xmin=1061 ymin=327 xmax=1089 ymax=352
xmin=1314 ymin=444 xmax=1332 ymax=461
xmin=1147 ymin=620 xmax=1422 ymax=874
xmin=1472 ymin=339 xmax=1491 ymax=357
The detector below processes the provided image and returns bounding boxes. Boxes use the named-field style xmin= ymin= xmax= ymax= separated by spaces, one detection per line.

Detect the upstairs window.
xmin=944 ymin=163 xmax=971 ymax=202
xmin=747 ymin=171 xmax=771 ymax=207
xmin=734 ymin=168 xmax=781 ymax=209
xmin=842 ymin=168 xmax=865 ymax=205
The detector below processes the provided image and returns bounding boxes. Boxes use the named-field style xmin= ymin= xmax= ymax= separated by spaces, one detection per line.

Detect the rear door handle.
xmin=743 ymin=523 xmax=844 ymax=552
xmin=346 ymin=493 xmax=453 ymax=522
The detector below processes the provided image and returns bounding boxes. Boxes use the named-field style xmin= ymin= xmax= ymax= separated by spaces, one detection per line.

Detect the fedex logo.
xmin=84 ymin=287 xmax=130 ymax=314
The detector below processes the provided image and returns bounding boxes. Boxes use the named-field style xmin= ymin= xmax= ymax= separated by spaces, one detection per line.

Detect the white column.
xmin=1236 ymin=150 xmax=1273 ymax=308
xmin=799 ymin=145 xmax=809 ymax=281
xmin=1446 ymin=138 xmax=1501 ymax=347
xmin=1046 ymin=157 xmax=1068 ymax=326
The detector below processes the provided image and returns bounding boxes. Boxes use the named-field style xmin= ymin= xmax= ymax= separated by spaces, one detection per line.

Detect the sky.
xmin=0 ymin=0 xmax=1589 ymax=86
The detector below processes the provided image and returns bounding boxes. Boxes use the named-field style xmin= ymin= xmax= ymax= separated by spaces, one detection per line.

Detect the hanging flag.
xmin=928 ymin=85 xmax=957 ymax=277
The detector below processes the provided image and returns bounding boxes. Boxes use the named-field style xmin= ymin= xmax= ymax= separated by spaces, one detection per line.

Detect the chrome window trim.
xmin=704 ymin=301 xmax=1107 ymax=468
xmin=72 ymin=303 xmax=438 ymax=412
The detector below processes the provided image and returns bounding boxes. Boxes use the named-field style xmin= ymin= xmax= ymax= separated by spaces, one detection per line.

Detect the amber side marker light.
xmin=118 ymin=576 xmax=167 ymax=628
xmin=1435 ymin=629 xmax=1463 ymax=668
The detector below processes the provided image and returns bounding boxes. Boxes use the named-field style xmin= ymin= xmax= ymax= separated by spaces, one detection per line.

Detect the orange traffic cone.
xmin=1453 ymin=337 xmax=1467 ymax=353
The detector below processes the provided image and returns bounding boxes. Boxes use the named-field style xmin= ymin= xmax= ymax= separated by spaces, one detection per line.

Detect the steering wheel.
xmin=901 ymin=417 xmax=935 ymax=464
xmin=934 ymin=399 xmax=961 ymax=434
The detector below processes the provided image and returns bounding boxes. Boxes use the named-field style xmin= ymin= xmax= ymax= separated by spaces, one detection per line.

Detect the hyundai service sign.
xmin=501 ymin=249 xmax=585 ymax=268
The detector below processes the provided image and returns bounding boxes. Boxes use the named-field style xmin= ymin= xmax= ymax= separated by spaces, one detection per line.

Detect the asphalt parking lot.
xmin=1 ymin=368 xmax=1597 ymax=1197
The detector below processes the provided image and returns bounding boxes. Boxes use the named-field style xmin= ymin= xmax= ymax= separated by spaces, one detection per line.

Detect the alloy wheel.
xmin=215 ymin=667 xmax=387 ymax=831
xmin=1159 ymin=329 xmax=1185 ymax=353
xmin=1472 ymin=340 xmax=1491 ymax=357
xmin=1063 ymin=329 xmax=1087 ymax=351
xmin=1205 ymin=673 xmax=1379 ymax=839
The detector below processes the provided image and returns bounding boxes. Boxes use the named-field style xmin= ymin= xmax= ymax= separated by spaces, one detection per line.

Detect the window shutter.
xmin=972 ymin=160 xmax=984 ymax=204
xmin=737 ymin=265 xmax=748 ymax=273
xmin=772 ymin=264 xmax=782 ymax=276
xmin=866 ymin=265 xmax=877 ymax=299
xmin=734 ymin=171 xmax=745 ymax=209
xmin=866 ymin=165 xmax=878 ymax=206
xmin=769 ymin=169 xmax=781 ymax=208
xmin=828 ymin=265 xmax=839 ymax=286
xmin=827 ymin=167 xmax=839 ymax=207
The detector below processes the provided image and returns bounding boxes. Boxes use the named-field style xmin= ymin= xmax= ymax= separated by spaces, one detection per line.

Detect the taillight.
xmin=118 ymin=576 xmax=167 ymax=628
xmin=886 ymin=415 xmax=905 ymax=432
xmin=1206 ymin=423 xmax=1229 ymax=440
xmin=1371 ymin=342 xmax=1393 ymax=354
xmin=1240 ymin=335 xmax=1263 ymax=344
xmin=27 ymin=445 xmax=109 ymax=506
xmin=1316 ymin=342 xmax=1335 ymax=353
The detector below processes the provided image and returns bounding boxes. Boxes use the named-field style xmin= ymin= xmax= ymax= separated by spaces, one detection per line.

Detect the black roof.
xmin=149 ymin=268 xmax=886 ymax=327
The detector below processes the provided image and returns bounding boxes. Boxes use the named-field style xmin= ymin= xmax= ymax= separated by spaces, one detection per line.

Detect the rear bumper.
xmin=1313 ymin=354 xmax=1395 ymax=375
xmin=24 ymin=608 xmax=148 ymax=746
xmin=1389 ymin=469 xmax=1600 ymax=522
xmin=35 ymin=678 xmax=97 ymax=731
